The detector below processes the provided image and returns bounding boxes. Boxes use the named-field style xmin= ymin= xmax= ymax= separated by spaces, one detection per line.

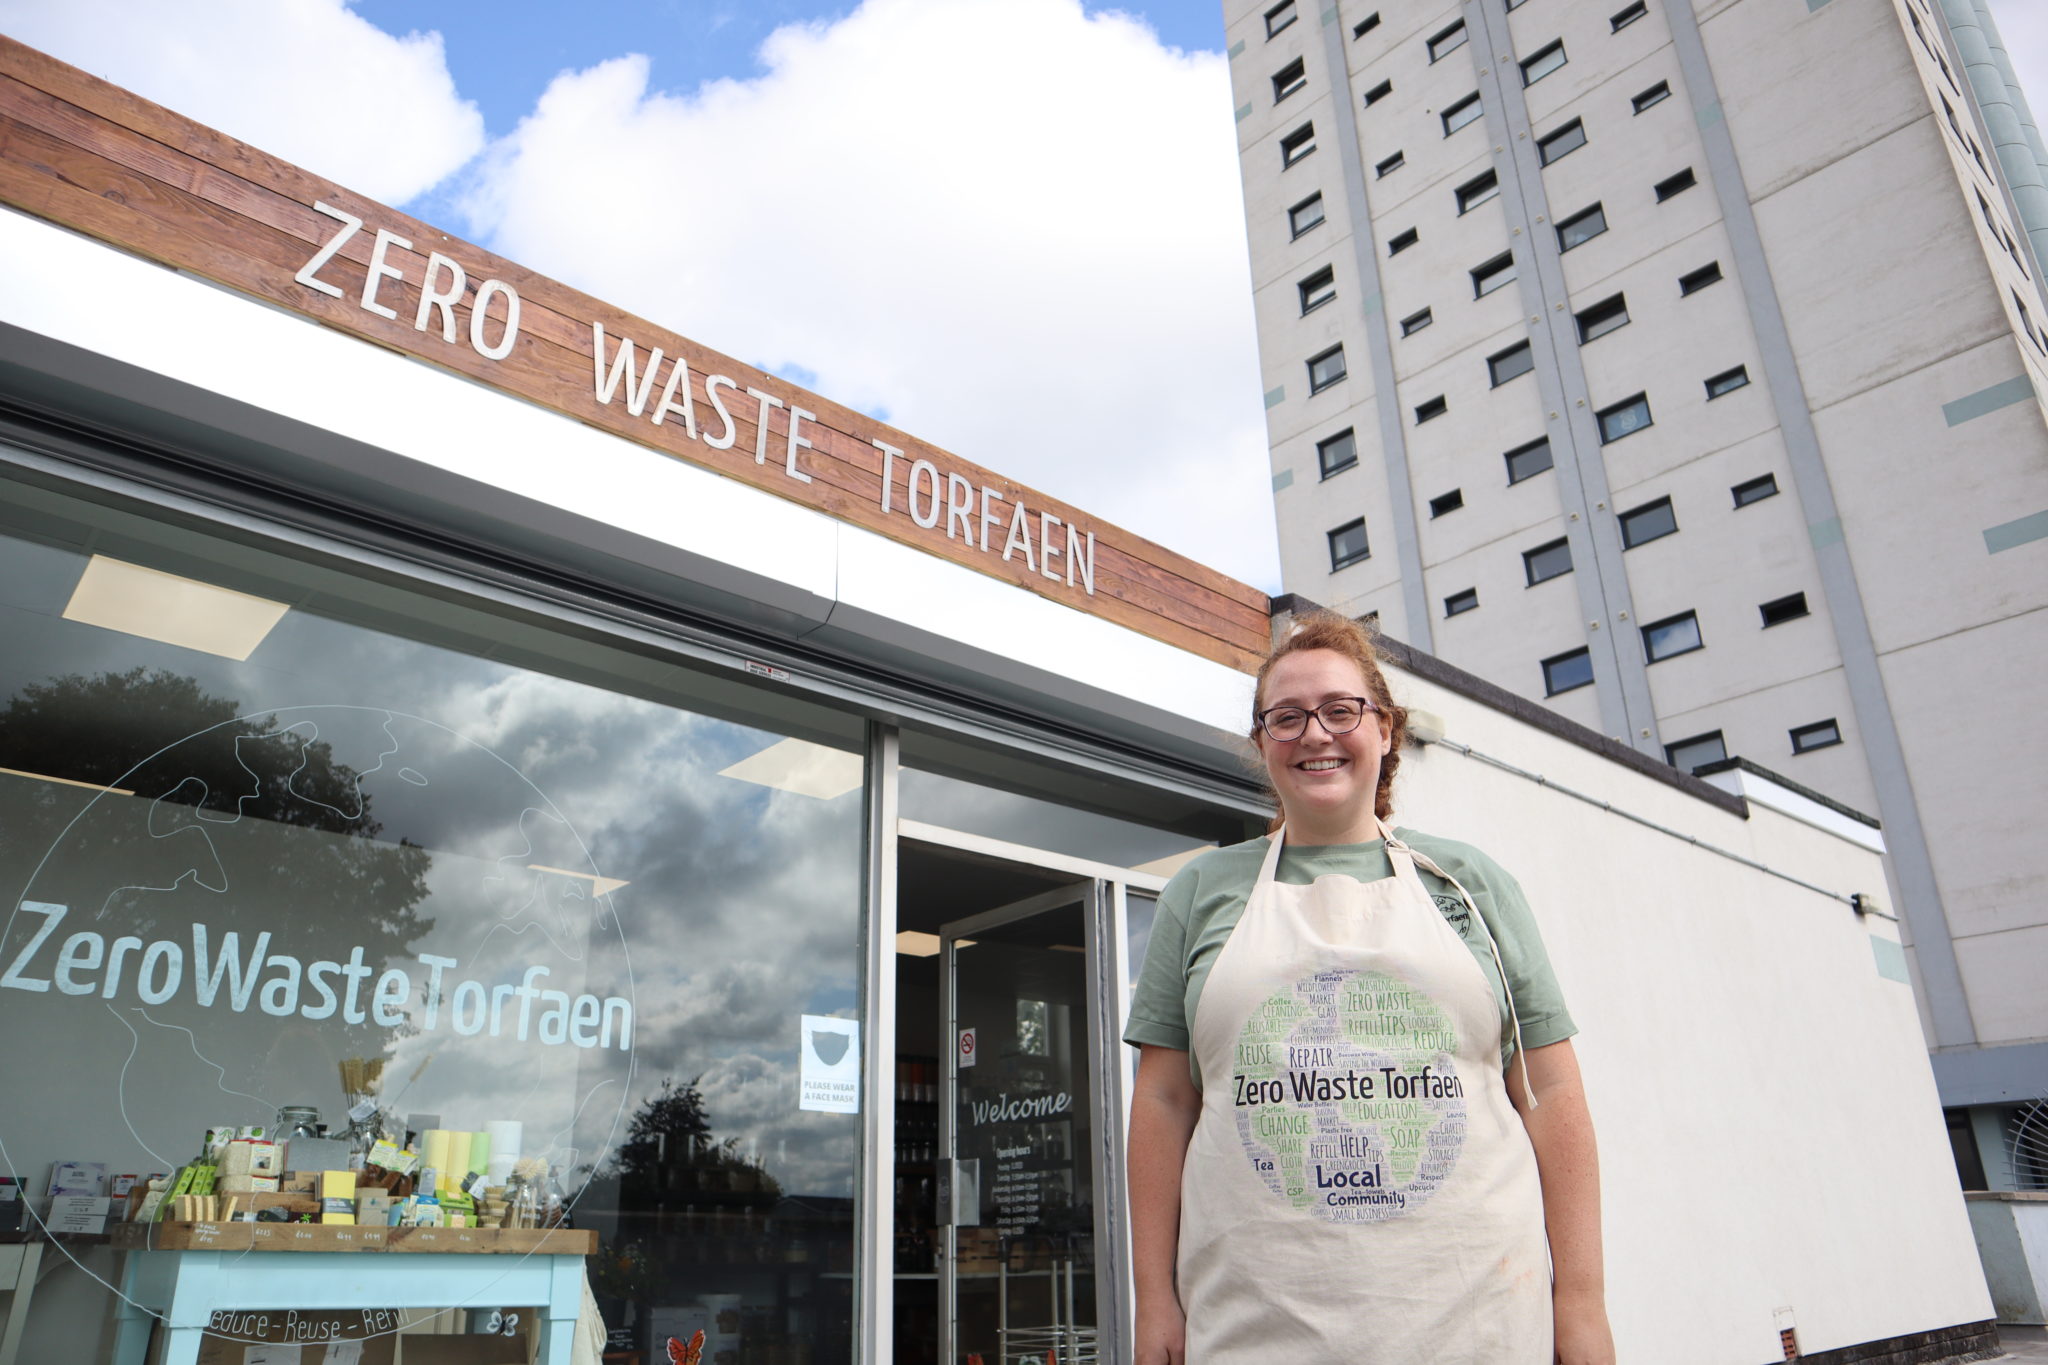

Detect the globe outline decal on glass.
xmin=1232 ymin=966 xmax=1467 ymax=1223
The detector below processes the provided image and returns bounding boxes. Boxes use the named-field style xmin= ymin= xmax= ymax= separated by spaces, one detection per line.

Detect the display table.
xmin=107 ymin=1223 xmax=595 ymax=1365
xmin=0 ymin=1240 xmax=42 ymax=1365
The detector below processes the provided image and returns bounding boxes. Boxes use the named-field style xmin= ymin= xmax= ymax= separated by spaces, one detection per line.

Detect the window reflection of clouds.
xmin=0 ymin=485 xmax=865 ymax=1353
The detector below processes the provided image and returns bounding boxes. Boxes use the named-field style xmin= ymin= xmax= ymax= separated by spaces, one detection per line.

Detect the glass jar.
xmin=276 ymin=1106 xmax=321 ymax=1140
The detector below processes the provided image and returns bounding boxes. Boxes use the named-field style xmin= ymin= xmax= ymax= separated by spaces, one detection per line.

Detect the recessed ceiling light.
xmin=527 ymin=864 xmax=631 ymax=897
xmin=62 ymin=555 xmax=289 ymax=661
xmin=718 ymin=737 xmax=863 ymax=799
xmin=1132 ymin=845 xmax=1216 ymax=879
xmin=895 ymin=931 xmax=942 ymax=957
xmin=0 ymin=766 xmax=134 ymax=796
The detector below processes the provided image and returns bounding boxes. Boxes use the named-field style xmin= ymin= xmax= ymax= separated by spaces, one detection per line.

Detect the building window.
xmin=1759 ymin=591 xmax=1810 ymax=628
xmin=1576 ymin=294 xmax=1630 ymax=343
xmin=1632 ymin=80 xmax=1671 ymax=113
xmin=1376 ymin=150 xmax=1406 ymax=177
xmin=1445 ymin=587 xmax=1480 ymax=617
xmin=1318 ymin=428 xmax=1358 ymax=478
xmin=1665 ymin=730 xmax=1727 ymax=773
xmin=1472 ymin=251 xmax=1517 ymax=297
xmin=1642 ymin=610 xmax=1704 ymax=662
xmin=1281 ymin=123 xmax=1318 ymax=167
xmin=1415 ymin=395 xmax=1449 ymax=424
xmin=1401 ymin=307 xmax=1434 ymax=336
xmin=1538 ymin=118 xmax=1587 ymax=165
xmin=1363 ymin=78 xmax=1394 ymax=108
xmin=1298 ymin=265 xmax=1337 ymax=314
xmin=1354 ymin=12 xmax=1381 ymax=38
xmin=1732 ymin=473 xmax=1779 ymax=507
xmin=1543 ymin=647 xmax=1595 ymax=695
xmin=1611 ymin=1 xmax=1649 ymax=30
xmin=1619 ymin=496 xmax=1677 ymax=548
xmin=1308 ymin=345 xmax=1347 ymax=392
xmin=1289 ymin=193 xmax=1326 ymax=238
xmin=1705 ymin=365 xmax=1751 ymax=399
xmin=1457 ymin=169 xmax=1501 ymax=213
xmin=1489 ymin=340 xmax=1535 ymax=386
xmin=1329 ymin=518 xmax=1370 ymax=569
xmin=1655 ymin=167 xmax=1698 ymax=200
xmin=1429 ymin=488 xmax=1465 ymax=518
xmin=1506 ymin=0 xmax=1530 ymax=9
xmin=1428 ymin=20 xmax=1469 ymax=61
xmin=1679 ymin=261 xmax=1723 ymax=294
xmin=1265 ymin=0 xmax=1298 ymax=38
xmin=1273 ymin=58 xmax=1308 ymax=103
xmin=1388 ymin=227 xmax=1420 ymax=256
xmin=1505 ymin=436 xmax=1553 ymax=484
xmin=1521 ymin=40 xmax=1568 ymax=86
xmin=1597 ymin=393 xmax=1653 ymax=442
xmin=1790 ymin=719 xmax=1842 ymax=754
xmin=1442 ymin=93 xmax=1484 ymax=136
xmin=1557 ymin=203 xmax=1608 ymax=251
xmin=1524 ymin=536 xmax=1573 ymax=585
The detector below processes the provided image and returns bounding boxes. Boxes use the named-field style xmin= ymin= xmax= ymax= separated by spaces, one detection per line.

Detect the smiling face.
xmin=1255 ymin=648 xmax=1394 ymax=846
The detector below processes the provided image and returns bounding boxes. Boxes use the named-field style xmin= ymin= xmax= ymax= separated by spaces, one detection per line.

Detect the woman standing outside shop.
xmin=1125 ymin=612 xmax=1613 ymax=1363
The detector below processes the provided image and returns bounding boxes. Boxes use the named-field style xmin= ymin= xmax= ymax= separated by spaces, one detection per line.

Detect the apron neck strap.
xmin=1380 ymin=820 xmax=1427 ymax=891
xmin=1256 ymin=824 xmax=1288 ymax=888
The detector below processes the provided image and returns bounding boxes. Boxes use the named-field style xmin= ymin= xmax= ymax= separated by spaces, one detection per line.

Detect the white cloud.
xmin=0 ymin=0 xmax=484 ymax=206
xmin=457 ymin=0 xmax=1280 ymax=589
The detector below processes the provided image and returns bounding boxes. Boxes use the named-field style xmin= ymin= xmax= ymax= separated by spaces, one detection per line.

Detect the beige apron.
xmin=1178 ymin=823 xmax=1551 ymax=1362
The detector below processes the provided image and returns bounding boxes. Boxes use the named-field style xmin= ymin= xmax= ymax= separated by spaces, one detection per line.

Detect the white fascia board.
xmin=830 ymin=524 xmax=1254 ymax=733
xmin=0 ymin=206 xmax=839 ymax=603
xmin=1700 ymin=766 xmax=1887 ymax=854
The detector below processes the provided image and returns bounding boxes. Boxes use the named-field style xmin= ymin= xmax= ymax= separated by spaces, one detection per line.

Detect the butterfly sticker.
xmin=666 ymin=1330 xmax=705 ymax=1365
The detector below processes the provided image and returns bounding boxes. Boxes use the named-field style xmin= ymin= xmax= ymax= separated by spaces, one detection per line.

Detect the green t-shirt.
xmin=1123 ymin=829 xmax=1576 ymax=1087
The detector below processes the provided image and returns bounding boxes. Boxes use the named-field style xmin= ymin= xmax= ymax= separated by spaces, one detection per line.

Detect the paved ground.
xmin=1994 ymin=1324 xmax=2048 ymax=1361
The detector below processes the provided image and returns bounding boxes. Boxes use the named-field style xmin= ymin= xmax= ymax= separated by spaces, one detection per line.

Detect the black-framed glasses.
xmin=1255 ymin=696 xmax=1379 ymax=742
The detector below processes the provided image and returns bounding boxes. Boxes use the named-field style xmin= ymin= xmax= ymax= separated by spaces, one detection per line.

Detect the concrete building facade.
xmin=1227 ymin=0 xmax=2048 ymax=1175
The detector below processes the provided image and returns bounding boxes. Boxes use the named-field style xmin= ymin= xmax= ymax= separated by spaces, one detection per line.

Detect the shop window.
xmin=1308 ymin=344 xmax=1348 ymax=392
xmin=1642 ymin=609 xmax=1704 ymax=662
xmin=1524 ymin=536 xmax=1573 ymax=585
xmin=1759 ymin=591 xmax=1810 ymax=628
xmin=1445 ymin=587 xmax=1480 ymax=617
xmin=1489 ymin=340 xmax=1535 ymax=386
xmin=1633 ymin=80 xmax=1671 ymax=113
xmin=1543 ymin=646 xmax=1594 ymax=695
xmin=1265 ymin=0 xmax=1298 ymax=37
xmin=1318 ymin=428 xmax=1358 ymax=477
xmin=1457 ymin=169 xmax=1501 ymax=213
xmin=1557 ymin=203 xmax=1608 ymax=251
xmin=1354 ymin=11 xmax=1381 ymax=38
xmin=1429 ymin=489 xmax=1465 ymax=518
xmin=1377 ymin=150 xmax=1406 ymax=177
xmin=1705 ymin=365 xmax=1751 ymax=399
xmin=1790 ymin=719 xmax=1842 ymax=754
xmin=1679 ymin=261 xmax=1723 ymax=295
xmin=1429 ymin=20 xmax=1469 ymax=62
xmin=1363 ymin=78 xmax=1394 ymax=108
xmin=1415 ymin=394 xmax=1449 ymax=424
xmin=1401 ymin=307 xmax=1434 ymax=336
xmin=1443 ymin=92 xmax=1484 ymax=136
xmin=1329 ymin=518 xmax=1371 ymax=569
xmin=1505 ymin=436 xmax=1553 ymax=483
xmin=1612 ymin=1 xmax=1649 ymax=30
xmin=1472 ymin=250 xmax=1518 ymax=297
xmin=0 ymin=478 xmax=873 ymax=1362
xmin=1732 ymin=473 xmax=1779 ymax=507
xmin=1298 ymin=265 xmax=1337 ymax=314
xmin=1388 ymin=227 xmax=1419 ymax=256
xmin=1619 ymin=496 xmax=1677 ymax=548
xmin=1273 ymin=58 xmax=1308 ymax=103
xmin=1597 ymin=393 xmax=1653 ymax=442
xmin=1281 ymin=122 xmax=1318 ymax=167
xmin=1521 ymin=40 xmax=1568 ymax=87
xmin=1665 ymin=730 xmax=1727 ymax=773
xmin=1577 ymin=294 xmax=1630 ymax=343
xmin=1538 ymin=118 xmax=1587 ymax=164
xmin=1656 ymin=167 xmax=1698 ymax=200
xmin=1289 ymin=192 xmax=1326 ymax=238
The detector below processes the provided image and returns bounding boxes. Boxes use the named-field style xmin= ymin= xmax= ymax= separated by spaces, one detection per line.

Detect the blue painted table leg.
xmin=538 ymin=1256 xmax=584 ymax=1364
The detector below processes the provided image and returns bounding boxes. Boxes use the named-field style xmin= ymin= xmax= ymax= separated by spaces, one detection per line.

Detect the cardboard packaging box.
xmin=146 ymin=1308 xmax=400 ymax=1365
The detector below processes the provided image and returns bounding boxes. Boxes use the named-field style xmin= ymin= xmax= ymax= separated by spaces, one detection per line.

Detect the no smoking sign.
xmin=958 ymin=1027 xmax=977 ymax=1068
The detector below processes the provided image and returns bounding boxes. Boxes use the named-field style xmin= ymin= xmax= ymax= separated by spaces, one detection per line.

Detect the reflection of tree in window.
xmin=1017 ymin=998 xmax=1050 ymax=1056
